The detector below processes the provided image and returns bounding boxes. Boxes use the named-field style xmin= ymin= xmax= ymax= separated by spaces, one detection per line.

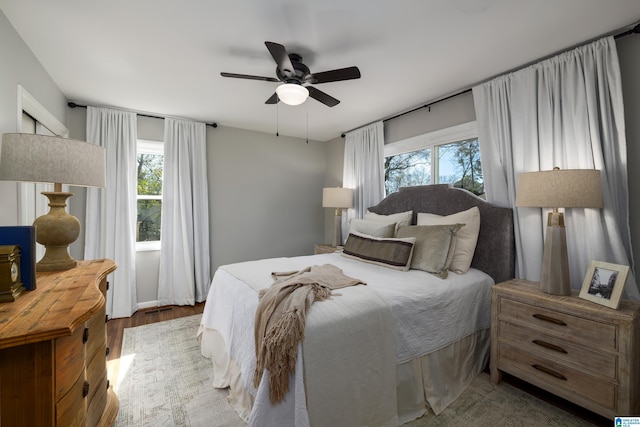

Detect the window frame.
xmin=136 ymin=139 xmax=164 ymax=252
xmin=384 ymin=121 xmax=479 ymax=194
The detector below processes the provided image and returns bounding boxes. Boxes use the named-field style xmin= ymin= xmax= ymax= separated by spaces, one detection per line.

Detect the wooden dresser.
xmin=0 ymin=259 xmax=119 ymax=426
xmin=491 ymin=279 xmax=640 ymax=418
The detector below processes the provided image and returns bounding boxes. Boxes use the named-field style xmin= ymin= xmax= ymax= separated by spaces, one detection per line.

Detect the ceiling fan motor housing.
xmin=276 ymin=54 xmax=311 ymax=85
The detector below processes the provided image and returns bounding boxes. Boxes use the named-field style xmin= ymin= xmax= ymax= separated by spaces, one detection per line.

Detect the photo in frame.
xmin=579 ymin=260 xmax=629 ymax=309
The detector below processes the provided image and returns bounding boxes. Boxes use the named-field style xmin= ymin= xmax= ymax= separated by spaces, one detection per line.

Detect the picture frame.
xmin=579 ymin=260 xmax=629 ymax=309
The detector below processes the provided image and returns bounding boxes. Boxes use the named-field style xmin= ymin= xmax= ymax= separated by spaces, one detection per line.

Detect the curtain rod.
xmin=67 ymin=102 xmax=218 ymax=128
xmin=341 ymin=21 xmax=640 ymax=138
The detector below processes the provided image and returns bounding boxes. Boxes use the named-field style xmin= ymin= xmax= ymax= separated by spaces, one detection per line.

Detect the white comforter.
xmin=200 ymin=253 xmax=493 ymax=426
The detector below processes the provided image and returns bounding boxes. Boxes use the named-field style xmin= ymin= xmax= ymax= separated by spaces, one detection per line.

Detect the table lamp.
xmin=516 ymin=167 xmax=602 ymax=295
xmin=323 ymin=187 xmax=353 ymax=247
xmin=0 ymin=133 xmax=106 ymax=271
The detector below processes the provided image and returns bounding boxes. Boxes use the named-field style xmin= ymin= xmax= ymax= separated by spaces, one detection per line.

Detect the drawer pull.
xmin=83 ymin=328 xmax=89 ymax=344
xmin=532 ymin=339 xmax=568 ymax=354
xmin=106 ymin=347 xmax=110 ymax=356
xmin=532 ymin=314 xmax=567 ymax=326
xmin=532 ymin=364 xmax=567 ymax=381
xmin=83 ymin=380 xmax=90 ymax=398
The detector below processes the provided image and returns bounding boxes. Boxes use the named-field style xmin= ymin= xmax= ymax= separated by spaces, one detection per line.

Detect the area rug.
xmin=114 ymin=314 xmax=244 ymax=427
xmin=115 ymin=314 xmax=599 ymax=427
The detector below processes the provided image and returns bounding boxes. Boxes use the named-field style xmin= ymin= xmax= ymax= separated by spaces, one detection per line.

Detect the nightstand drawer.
xmin=499 ymin=343 xmax=617 ymax=410
xmin=499 ymin=321 xmax=617 ymax=379
xmin=499 ymin=298 xmax=617 ymax=350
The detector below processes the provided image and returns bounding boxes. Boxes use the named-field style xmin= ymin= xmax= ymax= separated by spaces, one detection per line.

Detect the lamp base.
xmin=34 ymin=191 xmax=80 ymax=272
xmin=332 ymin=208 xmax=343 ymax=247
xmin=539 ymin=212 xmax=571 ymax=295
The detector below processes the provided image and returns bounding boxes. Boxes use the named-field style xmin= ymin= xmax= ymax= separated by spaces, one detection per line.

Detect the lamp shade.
xmin=276 ymin=83 xmax=309 ymax=106
xmin=323 ymin=187 xmax=353 ymax=209
xmin=515 ymin=168 xmax=602 ymax=209
xmin=0 ymin=133 xmax=106 ymax=188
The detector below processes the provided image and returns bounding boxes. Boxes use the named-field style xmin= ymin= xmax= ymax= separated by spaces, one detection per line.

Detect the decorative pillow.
xmin=364 ymin=210 xmax=413 ymax=230
xmin=396 ymin=224 xmax=463 ymax=279
xmin=342 ymin=231 xmax=415 ymax=271
xmin=348 ymin=219 xmax=396 ymax=238
xmin=417 ymin=207 xmax=480 ymax=274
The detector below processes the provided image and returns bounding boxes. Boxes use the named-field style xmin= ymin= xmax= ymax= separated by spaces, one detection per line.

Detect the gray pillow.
xmin=342 ymin=231 xmax=415 ymax=271
xmin=395 ymin=224 xmax=463 ymax=278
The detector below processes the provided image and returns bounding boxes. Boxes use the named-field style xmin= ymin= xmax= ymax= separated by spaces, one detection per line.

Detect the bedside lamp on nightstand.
xmin=516 ymin=167 xmax=603 ymax=295
xmin=323 ymin=187 xmax=353 ymax=247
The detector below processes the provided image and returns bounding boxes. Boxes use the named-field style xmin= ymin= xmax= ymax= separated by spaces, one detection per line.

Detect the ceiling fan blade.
xmin=265 ymin=92 xmax=279 ymax=104
xmin=221 ymin=72 xmax=279 ymax=82
xmin=265 ymin=41 xmax=295 ymax=77
xmin=307 ymin=66 xmax=361 ymax=84
xmin=307 ymin=86 xmax=340 ymax=107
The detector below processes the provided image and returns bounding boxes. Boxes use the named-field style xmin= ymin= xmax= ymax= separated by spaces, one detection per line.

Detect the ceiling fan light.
xmin=276 ymin=83 xmax=309 ymax=106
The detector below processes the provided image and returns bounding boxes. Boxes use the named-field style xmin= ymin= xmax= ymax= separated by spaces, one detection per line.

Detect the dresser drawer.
xmin=499 ymin=298 xmax=617 ymax=350
xmin=86 ymin=345 xmax=108 ymax=404
xmin=86 ymin=307 xmax=107 ymax=361
xmin=499 ymin=343 xmax=617 ymax=411
xmin=87 ymin=375 xmax=109 ymax=427
xmin=56 ymin=371 xmax=87 ymax=427
xmin=55 ymin=325 xmax=86 ymax=400
xmin=499 ymin=321 xmax=617 ymax=380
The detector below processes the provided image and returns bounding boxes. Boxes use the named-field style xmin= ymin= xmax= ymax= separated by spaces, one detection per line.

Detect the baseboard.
xmin=137 ymin=300 xmax=158 ymax=310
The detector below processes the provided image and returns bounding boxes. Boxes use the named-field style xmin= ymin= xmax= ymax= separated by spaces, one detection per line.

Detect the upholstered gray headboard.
xmin=367 ymin=185 xmax=515 ymax=284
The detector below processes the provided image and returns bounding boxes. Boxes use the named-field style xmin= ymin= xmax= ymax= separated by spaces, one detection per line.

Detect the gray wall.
xmin=384 ymin=90 xmax=476 ymax=144
xmin=0 ymin=10 xmax=67 ymax=225
xmin=208 ymin=125 xmax=326 ymax=268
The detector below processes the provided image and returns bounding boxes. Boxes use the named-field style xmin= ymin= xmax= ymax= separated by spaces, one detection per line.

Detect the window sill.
xmin=136 ymin=241 xmax=161 ymax=252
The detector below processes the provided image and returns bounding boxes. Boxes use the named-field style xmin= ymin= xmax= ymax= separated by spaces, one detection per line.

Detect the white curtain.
xmin=158 ymin=118 xmax=211 ymax=306
xmin=473 ymin=36 xmax=639 ymax=299
xmin=343 ymin=121 xmax=385 ymax=224
xmin=84 ymin=107 xmax=138 ymax=318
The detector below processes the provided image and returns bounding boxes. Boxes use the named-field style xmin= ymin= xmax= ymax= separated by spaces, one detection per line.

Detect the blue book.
xmin=0 ymin=226 xmax=37 ymax=291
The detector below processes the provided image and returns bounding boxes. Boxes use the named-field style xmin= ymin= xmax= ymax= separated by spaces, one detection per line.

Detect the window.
xmin=136 ymin=140 xmax=164 ymax=250
xmin=384 ymin=122 xmax=484 ymax=196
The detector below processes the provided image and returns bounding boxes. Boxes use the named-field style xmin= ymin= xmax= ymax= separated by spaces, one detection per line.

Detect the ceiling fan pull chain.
xmin=306 ymin=103 xmax=309 ymax=144
xmin=276 ymin=99 xmax=279 ymax=137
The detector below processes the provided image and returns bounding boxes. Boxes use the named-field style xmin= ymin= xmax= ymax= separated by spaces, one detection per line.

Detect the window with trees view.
xmin=384 ymin=122 xmax=483 ymax=196
xmin=137 ymin=140 xmax=163 ymax=246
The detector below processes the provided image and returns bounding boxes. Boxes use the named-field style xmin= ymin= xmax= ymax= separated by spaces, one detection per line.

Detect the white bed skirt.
xmin=201 ymin=327 xmax=490 ymax=425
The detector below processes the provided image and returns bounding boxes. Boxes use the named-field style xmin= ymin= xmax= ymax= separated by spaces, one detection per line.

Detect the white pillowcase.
xmin=348 ymin=219 xmax=396 ymax=238
xmin=364 ymin=210 xmax=413 ymax=232
xmin=417 ymin=207 xmax=480 ymax=274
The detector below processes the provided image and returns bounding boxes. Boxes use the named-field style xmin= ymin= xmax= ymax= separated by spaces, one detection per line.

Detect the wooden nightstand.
xmin=314 ymin=244 xmax=342 ymax=254
xmin=491 ymin=279 xmax=640 ymax=418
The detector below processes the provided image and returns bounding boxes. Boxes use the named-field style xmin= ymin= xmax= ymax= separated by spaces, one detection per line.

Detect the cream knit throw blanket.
xmin=253 ymin=264 xmax=366 ymax=403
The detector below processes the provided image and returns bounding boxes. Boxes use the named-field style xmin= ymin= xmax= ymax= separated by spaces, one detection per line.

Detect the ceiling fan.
xmin=221 ymin=41 xmax=361 ymax=107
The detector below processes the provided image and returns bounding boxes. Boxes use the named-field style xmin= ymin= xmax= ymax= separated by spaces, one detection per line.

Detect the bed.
xmin=199 ymin=184 xmax=515 ymax=426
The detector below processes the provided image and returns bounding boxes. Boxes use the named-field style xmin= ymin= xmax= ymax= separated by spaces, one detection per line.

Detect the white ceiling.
xmin=1 ymin=1 xmax=639 ymax=141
